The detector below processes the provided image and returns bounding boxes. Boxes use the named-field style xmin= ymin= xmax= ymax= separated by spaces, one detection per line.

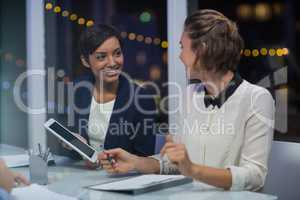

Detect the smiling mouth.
xmin=102 ymin=65 xmax=122 ymax=77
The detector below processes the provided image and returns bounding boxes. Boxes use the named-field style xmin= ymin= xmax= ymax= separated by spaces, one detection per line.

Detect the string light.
xmin=70 ymin=14 xmax=78 ymax=21
xmin=282 ymin=48 xmax=289 ymax=55
xmin=269 ymin=49 xmax=276 ymax=56
xmin=276 ymin=49 xmax=283 ymax=56
xmin=145 ymin=37 xmax=153 ymax=44
xmin=260 ymin=48 xmax=268 ymax=56
xmin=128 ymin=33 xmax=136 ymax=40
xmin=43 ymin=2 xmax=290 ymax=54
xmin=62 ymin=10 xmax=69 ymax=17
xmin=45 ymin=3 xmax=53 ymax=10
xmin=78 ymin=18 xmax=85 ymax=25
xmin=244 ymin=49 xmax=251 ymax=57
xmin=86 ymin=20 xmax=94 ymax=27
xmin=54 ymin=6 xmax=61 ymax=13
xmin=136 ymin=35 xmax=144 ymax=42
xmin=153 ymin=38 xmax=161 ymax=45
xmin=252 ymin=49 xmax=259 ymax=57
xmin=161 ymin=41 xmax=168 ymax=49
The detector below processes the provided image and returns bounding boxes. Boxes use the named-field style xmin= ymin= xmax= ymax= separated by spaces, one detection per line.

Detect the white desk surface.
xmin=0 ymin=144 xmax=277 ymax=200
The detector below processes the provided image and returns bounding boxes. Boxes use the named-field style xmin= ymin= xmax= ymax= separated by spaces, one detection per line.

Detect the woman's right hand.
xmin=61 ymin=133 xmax=87 ymax=150
xmin=98 ymin=148 xmax=138 ymax=174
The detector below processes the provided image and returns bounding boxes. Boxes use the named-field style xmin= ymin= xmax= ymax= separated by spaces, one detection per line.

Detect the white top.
xmin=158 ymin=80 xmax=275 ymax=191
xmin=88 ymin=97 xmax=115 ymax=152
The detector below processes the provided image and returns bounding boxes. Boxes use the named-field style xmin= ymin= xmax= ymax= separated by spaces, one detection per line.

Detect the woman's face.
xmin=179 ymin=32 xmax=198 ymax=79
xmin=83 ymin=36 xmax=124 ymax=83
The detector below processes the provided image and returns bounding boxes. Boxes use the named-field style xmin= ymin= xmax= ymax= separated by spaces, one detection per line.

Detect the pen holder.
xmin=29 ymin=155 xmax=48 ymax=185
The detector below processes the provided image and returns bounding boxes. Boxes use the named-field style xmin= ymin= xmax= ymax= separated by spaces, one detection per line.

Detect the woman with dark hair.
xmin=99 ymin=10 xmax=275 ymax=191
xmin=65 ymin=24 xmax=158 ymax=163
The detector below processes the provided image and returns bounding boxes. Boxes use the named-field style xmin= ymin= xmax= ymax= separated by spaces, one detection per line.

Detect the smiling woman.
xmin=63 ymin=24 xmax=159 ymax=166
xmin=80 ymin=25 xmax=124 ymax=88
xmin=98 ymin=9 xmax=275 ymax=192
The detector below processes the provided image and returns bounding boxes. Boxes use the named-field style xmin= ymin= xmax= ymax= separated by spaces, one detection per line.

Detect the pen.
xmin=44 ymin=147 xmax=50 ymax=162
xmin=107 ymin=156 xmax=116 ymax=166
xmin=104 ymin=151 xmax=116 ymax=166
xmin=38 ymin=143 xmax=42 ymax=157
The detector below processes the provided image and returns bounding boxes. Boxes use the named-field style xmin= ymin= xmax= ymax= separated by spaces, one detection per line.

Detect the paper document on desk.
xmin=11 ymin=184 xmax=77 ymax=200
xmin=0 ymin=154 xmax=29 ymax=168
xmin=87 ymin=174 xmax=192 ymax=195
xmin=0 ymin=154 xmax=55 ymax=168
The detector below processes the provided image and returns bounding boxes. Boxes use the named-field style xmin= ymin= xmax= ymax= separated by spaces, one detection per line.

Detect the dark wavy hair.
xmin=79 ymin=24 xmax=123 ymax=62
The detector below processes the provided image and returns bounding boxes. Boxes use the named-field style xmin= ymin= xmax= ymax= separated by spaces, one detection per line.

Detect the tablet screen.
xmin=49 ymin=122 xmax=95 ymax=157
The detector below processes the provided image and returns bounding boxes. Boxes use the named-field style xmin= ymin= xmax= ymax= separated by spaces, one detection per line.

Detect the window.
xmin=195 ymin=0 xmax=300 ymax=142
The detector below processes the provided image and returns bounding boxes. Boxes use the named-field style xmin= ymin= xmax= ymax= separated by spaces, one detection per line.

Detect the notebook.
xmin=86 ymin=174 xmax=193 ymax=195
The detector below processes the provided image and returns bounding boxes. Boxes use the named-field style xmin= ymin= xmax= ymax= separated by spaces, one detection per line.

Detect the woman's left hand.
xmin=160 ymin=135 xmax=196 ymax=177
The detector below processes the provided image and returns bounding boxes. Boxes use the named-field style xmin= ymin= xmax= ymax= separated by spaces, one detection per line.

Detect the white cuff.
xmin=149 ymin=154 xmax=163 ymax=174
xmin=227 ymin=165 xmax=247 ymax=191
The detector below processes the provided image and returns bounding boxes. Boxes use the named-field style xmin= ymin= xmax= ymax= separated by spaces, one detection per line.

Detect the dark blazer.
xmin=69 ymin=73 xmax=158 ymax=157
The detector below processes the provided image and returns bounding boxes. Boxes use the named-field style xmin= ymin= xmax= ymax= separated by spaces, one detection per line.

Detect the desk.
xmin=0 ymin=144 xmax=277 ymax=200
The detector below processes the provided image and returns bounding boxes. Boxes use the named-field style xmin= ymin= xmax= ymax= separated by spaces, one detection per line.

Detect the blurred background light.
xmin=78 ymin=18 xmax=85 ymax=25
xmin=136 ymin=34 xmax=144 ymax=42
xmin=237 ymin=4 xmax=253 ymax=21
xmin=153 ymin=38 xmax=161 ymax=45
xmin=45 ymin=3 xmax=53 ymax=10
xmin=145 ymin=37 xmax=153 ymax=44
xmin=136 ymin=51 xmax=147 ymax=65
xmin=54 ymin=6 xmax=61 ymax=13
xmin=149 ymin=65 xmax=161 ymax=81
xmin=272 ymin=2 xmax=284 ymax=16
xmin=260 ymin=48 xmax=268 ymax=56
xmin=269 ymin=48 xmax=276 ymax=56
xmin=244 ymin=49 xmax=251 ymax=57
xmin=70 ymin=14 xmax=78 ymax=21
xmin=128 ymin=33 xmax=136 ymax=40
xmin=62 ymin=10 xmax=69 ymax=17
xmin=161 ymin=41 xmax=168 ymax=49
xmin=252 ymin=49 xmax=259 ymax=57
xmin=16 ymin=59 xmax=25 ymax=67
xmin=120 ymin=31 xmax=128 ymax=39
xmin=255 ymin=3 xmax=272 ymax=21
xmin=86 ymin=20 xmax=94 ymax=27
xmin=2 ymin=81 xmax=10 ymax=90
xmin=139 ymin=11 xmax=152 ymax=23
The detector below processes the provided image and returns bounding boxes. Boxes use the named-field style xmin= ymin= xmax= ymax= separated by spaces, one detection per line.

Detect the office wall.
xmin=0 ymin=0 xmax=28 ymax=148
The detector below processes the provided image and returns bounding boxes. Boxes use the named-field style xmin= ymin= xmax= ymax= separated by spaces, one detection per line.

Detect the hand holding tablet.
xmin=44 ymin=119 xmax=118 ymax=168
xmin=44 ymin=119 xmax=98 ymax=163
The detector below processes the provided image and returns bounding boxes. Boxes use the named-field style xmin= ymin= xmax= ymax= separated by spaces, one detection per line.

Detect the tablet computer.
xmin=44 ymin=118 xmax=98 ymax=163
